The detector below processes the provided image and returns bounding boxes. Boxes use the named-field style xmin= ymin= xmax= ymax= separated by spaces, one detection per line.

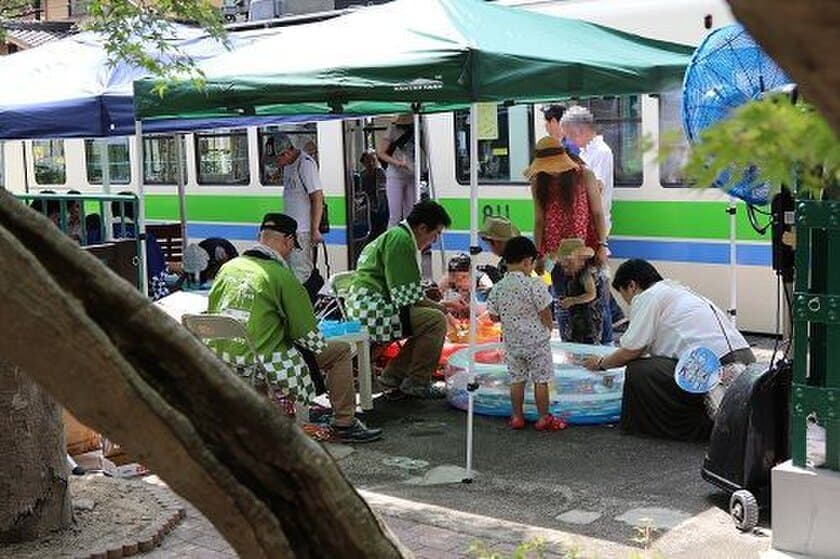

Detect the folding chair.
xmin=325 ymin=270 xmax=356 ymax=321
xmin=181 ymin=313 xmax=273 ymax=399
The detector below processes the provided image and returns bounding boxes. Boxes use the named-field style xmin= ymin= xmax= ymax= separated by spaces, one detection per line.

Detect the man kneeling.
xmin=209 ymin=213 xmax=382 ymax=443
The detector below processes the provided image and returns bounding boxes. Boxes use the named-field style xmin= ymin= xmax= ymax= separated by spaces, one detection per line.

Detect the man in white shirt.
xmin=561 ymin=106 xmax=617 ymax=343
xmin=560 ymin=106 xmax=614 ymax=233
xmin=275 ymin=133 xmax=324 ymax=285
xmin=584 ymin=259 xmax=755 ymax=441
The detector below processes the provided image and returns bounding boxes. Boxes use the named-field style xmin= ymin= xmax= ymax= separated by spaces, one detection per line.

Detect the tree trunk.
xmin=0 ymin=190 xmax=407 ymax=558
xmin=0 ymin=359 xmax=72 ymax=543
xmin=728 ymin=0 xmax=840 ymax=135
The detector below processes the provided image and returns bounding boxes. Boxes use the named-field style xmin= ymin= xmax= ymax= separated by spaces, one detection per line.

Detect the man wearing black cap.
xmin=208 ymin=213 xmax=382 ymax=443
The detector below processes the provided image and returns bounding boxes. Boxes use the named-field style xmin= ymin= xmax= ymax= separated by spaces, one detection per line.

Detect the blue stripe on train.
xmin=182 ymin=222 xmax=771 ymax=267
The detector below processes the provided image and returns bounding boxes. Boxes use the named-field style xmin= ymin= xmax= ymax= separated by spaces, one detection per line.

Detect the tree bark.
xmin=0 ymin=190 xmax=408 ymax=559
xmin=0 ymin=359 xmax=72 ymax=543
xmin=728 ymin=0 xmax=840 ymax=134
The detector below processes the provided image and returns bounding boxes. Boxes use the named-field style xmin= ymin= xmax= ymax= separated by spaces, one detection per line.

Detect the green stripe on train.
xmin=145 ymin=194 xmax=348 ymax=226
xmin=145 ymin=195 xmax=764 ymax=241
xmin=435 ymin=199 xmax=765 ymax=241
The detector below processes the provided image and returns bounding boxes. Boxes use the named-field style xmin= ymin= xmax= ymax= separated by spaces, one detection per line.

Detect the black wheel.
xmin=730 ymin=490 xmax=759 ymax=532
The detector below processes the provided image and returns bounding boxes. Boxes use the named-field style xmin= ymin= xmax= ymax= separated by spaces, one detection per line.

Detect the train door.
xmin=342 ymin=118 xmax=388 ymax=267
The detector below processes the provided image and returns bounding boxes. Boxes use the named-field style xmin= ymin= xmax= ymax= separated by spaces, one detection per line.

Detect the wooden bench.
xmin=146 ymin=223 xmax=184 ymax=265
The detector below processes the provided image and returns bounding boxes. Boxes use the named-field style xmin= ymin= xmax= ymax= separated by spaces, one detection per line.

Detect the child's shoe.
xmin=508 ymin=415 xmax=526 ymax=430
xmin=534 ymin=414 xmax=567 ymax=432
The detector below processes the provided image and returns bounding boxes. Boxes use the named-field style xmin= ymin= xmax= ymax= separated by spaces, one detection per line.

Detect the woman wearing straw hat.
xmin=525 ymin=136 xmax=609 ymax=340
xmin=377 ymin=114 xmax=418 ymax=227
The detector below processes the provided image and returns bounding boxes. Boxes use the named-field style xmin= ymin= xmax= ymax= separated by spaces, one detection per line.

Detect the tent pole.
xmin=100 ymin=139 xmax=113 ymax=242
xmin=175 ymin=133 xmax=188 ymax=246
xmin=134 ymin=120 xmax=149 ymax=296
xmin=463 ymin=102 xmax=480 ymax=483
xmin=728 ymin=198 xmax=737 ymax=326
xmin=413 ymin=112 xmax=421 ymax=202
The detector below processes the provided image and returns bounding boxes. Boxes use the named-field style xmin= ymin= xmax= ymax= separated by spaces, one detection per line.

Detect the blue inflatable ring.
xmin=444 ymin=341 xmax=625 ymax=425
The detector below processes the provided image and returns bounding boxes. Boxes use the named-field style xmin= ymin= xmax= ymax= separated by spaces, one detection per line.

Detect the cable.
xmin=746 ymin=203 xmax=772 ymax=235
xmin=770 ymin=274 xmax=781 ymax=367
xmin=782 ymin=280 xmax=794 ymax=360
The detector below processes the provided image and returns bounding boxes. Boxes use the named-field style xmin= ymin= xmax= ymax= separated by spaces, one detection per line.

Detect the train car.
xmin=0 ymin=0 xmax=780 ymax=333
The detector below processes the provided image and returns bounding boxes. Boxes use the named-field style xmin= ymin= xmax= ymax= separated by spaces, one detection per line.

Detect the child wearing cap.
xmin=487 ymin=236 xmax=566 ymax=432
xmin=554 ymin=238 xmax=603 ymax=344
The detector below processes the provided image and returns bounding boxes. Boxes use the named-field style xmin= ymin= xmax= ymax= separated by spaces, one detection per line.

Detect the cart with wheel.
xmin=701 ymin=360 xmax=792 ymax=531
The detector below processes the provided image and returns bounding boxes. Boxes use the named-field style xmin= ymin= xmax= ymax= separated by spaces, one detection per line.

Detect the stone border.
xmin=81 ymin=483 xmax=187 ymax=559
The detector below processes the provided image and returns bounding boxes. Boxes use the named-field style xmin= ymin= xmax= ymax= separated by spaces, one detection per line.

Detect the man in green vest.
xmin=347 ymin=200 xmax=451 ymax=399
xmin=208 ymin=213 xmax=382 ymax=443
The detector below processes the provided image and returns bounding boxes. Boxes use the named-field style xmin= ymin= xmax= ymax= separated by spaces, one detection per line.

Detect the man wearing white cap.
xmin=275 ymin=133 xmax=324 ymax=285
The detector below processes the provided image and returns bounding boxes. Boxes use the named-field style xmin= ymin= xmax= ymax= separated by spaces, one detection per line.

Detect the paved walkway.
xmin=140 ymin=477 xmax=638 ymax=559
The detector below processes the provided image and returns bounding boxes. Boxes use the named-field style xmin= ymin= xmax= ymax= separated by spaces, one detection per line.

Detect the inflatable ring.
xmin=444 ymin=341 xmax=625 ymax=425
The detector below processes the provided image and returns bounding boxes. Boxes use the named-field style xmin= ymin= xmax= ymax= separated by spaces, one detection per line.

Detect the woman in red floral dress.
xmin=526 ymin=136 xmax=609 ymax=338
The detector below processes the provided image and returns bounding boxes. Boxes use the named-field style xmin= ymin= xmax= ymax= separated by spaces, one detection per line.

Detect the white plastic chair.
xmin=182 ymin=313 xmax=272 ymax=397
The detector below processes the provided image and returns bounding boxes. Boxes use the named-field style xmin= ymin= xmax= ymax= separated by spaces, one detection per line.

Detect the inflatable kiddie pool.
xmin=444 ymin=341 xmax=625 ymax=425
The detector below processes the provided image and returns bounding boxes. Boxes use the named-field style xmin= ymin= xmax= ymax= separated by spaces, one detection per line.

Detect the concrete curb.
xmin=361 ymin=490 xmax=638 ymax=559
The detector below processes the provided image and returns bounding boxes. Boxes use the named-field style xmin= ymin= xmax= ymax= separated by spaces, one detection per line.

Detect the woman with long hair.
xmin=525 ymin=136 xmax=609 ymax=339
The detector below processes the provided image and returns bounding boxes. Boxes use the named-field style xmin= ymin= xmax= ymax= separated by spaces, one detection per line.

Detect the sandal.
xmin=508 ymin=416 xmax=526 ymax=430
xmin=534 ymin=414 xmax=567 ymax=432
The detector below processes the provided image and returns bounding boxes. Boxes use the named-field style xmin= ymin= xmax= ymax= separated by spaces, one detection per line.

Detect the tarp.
xmin=0 ymin=23 xmax=297 ymax=139
xmin=134 ymin=0 xmax=694 ymax=122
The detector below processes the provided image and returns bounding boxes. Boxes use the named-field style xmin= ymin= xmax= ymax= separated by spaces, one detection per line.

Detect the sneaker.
xmin=508 ymin=416 xmax=526 ymax=430
xmin=534 ymin=414 xmax=567 ymax=432
xmin=332 ymin=418 xmax=383 ymax=443
xmin=377 ymin=373 xmax=402 ymax=391
xmin=400 ymin=381 xmax=447 ymax=400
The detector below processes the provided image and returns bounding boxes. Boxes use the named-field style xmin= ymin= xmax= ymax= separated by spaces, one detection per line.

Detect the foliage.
xmin=1 ymin=0 xmax=227 ymax=95
xmin=0 ymin=0 xmax=39 ymax=19
xmin=468 ymin=537 xmax=585 ymax=559
xmin=682 ymin=96 xmax=840 ymax=199
xmin=84 ymin=0 xmax=227 ymax=95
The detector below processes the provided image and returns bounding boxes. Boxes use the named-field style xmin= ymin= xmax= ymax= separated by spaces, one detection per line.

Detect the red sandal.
xmin=508 ymin=415 xmax=526 ymax=430
xmin=534 ymin=414 xmax=567 ymax=432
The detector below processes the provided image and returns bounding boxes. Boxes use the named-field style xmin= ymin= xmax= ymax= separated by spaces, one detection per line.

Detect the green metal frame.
xmin=792 ymin=199 xmax=840 ymax=470
xmin=15 ymin=192 xmax=144 ymax=290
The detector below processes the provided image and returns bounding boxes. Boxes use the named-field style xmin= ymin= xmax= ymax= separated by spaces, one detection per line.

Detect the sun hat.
xmin=523 ymin=136 xmax=580 ymax=179
xmin=554 ymin=237 xmax=594 ymax=260
xmin=478 ymin=216 xmax=520 ymax=242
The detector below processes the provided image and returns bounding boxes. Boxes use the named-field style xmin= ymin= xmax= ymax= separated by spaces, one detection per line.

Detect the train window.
xmin=454 ymin=104 xmax=534 ymax=184
xmin=84 ymin=139 xmax=131 ymax=185
xmin=574 ymin=96 xmax=643 ymax=188
xmin=195 ymin=129 xmax=250 ymax=185
xmin=257 ymin=124 xmax=318 ymax=186
xmin=659 ymin=89 xmax=691 ymax=187
xmin=32 ymin=140 xmax=66 ymax=185
xmin=143 ymin=135 xmax=187 ymax=185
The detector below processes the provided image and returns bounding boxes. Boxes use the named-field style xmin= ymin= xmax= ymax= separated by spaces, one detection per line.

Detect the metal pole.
xmin=464 ymin=102 xmax=480 ymax=483
xmin=728 ymin=198 xmax=737 ymax=326
xmin=134 ymin=121 xmax=149 ymax=296
xmin=175 ymin=134 xmax=188 ymax=246
xmin=413 ymin=112 xmax=421 ymax=202
xmin=100 ymin=139 xmax=113 ymax=242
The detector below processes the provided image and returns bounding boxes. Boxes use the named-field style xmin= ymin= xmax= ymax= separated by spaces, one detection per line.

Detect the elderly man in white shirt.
xmin=560 ymin=106 xmax=617 ymax=343
xmin=584 ymin=259 xmax=755 ymax=442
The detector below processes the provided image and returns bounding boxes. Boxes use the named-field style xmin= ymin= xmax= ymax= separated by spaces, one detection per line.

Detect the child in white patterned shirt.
xmin=487 ymin=236 xmax=566 ymax=431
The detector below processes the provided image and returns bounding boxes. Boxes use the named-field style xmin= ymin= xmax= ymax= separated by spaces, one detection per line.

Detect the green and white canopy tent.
xmin=134 ymin=0 xmax=693 ymax=478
